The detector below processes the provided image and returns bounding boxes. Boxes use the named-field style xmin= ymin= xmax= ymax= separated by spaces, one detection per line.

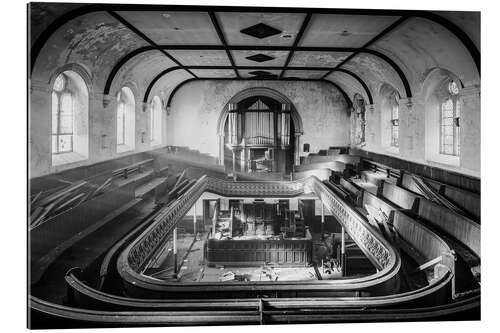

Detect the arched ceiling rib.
xmin=31 ymin=4 xmax=479 ymax=109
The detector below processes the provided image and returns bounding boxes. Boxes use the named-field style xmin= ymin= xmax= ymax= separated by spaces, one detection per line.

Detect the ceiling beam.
xmin=279 ymin=13 xmax=312 ymax=79
xmin=143 ymin=66 xmax=372 ymax=105
xmin=320 ymin=16 xmax=410 ymax=80
xmin=209 ymin=12 xmax=240 ymax=78
xmin=103 ymin=45 xmax=411 ymax=98
xmin=106 ymin=11 xmax=198 ymax=79
xmin=30 ymin=4 xmax=480 ymax=78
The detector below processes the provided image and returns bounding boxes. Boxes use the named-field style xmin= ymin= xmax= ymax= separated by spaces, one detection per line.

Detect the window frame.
xmin=51 ymin=73 xmax=74 ymax=155
xmin=439 ymin=81 xmax=461 ymax=156
xmin=390 ymin=93 xmax=399 ymax=148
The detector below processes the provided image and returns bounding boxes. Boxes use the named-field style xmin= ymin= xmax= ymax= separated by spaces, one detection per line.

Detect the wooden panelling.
xmin=353 ymin=149 xmax=480 ymax=193
xmin=382 ymin=181 xmax=420 ymax=210
xmin=206 ymin=238 xmax=312 ymax=266
xmin=416 ymin=198 xmax=480 ymax=257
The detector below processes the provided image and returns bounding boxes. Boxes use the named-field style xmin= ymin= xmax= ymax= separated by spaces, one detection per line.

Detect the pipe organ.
xmin=226 ymin=98 xmax=293 ymax=174
xmin=227 ymin=100 xmax=291 ymax=148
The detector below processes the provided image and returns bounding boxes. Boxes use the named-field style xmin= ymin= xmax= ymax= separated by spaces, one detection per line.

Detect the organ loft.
xmin=27 ymin=2 xmax=481 ymax=328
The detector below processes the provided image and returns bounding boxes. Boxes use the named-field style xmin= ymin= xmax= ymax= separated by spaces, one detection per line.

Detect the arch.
xmin=150 ymin=95 xmax=163 ymax=146
xmin=421 ymin=68 xmax=463 ymax=166
xmin=379 ymin=83 xmax=401 ymax=151
xmin=50 ymin=67 xmax=90 ymax=166
xmin=116 ymin=86 xmax=136 ymax=153
xmin=216 ymin=87 xmax=303 ymax=137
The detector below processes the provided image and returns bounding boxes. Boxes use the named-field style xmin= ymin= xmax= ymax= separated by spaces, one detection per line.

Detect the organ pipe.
xmin=230 ymin=101 xmax=290 ymax=147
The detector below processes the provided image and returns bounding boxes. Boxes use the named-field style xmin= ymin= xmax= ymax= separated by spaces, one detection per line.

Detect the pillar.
xmin=294 ymin=133 xmax=301 ymax=166
xmin=320 ymin=202 xmax=325 ymax=240
xmin=459 ymin=86 xmax=481 ymax=173
xmin=341 ymin=226 xmax=346 ymax=276
xmin=193 ymin=201 xmax=197 ymax=236
xmin=173 ymin=227 xmax=178 ymax=275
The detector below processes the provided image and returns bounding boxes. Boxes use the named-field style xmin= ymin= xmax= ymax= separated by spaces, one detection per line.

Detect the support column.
xmin=459 ymin=86 xmax=481 ymax=172
xmin=341 ymin=226 xmax=346 ymax=277
xmin=320 ymin=202 xmax=325 ymax=240
xmin=173 ymin=227 xmax=178 ymax=275
xmin=193 ymin=202 xmax=197 ymax=236
xmin=231 ymin=149 xmax=237 ymax=181
xmin=294 ymin=133 xmax=301 ymax=166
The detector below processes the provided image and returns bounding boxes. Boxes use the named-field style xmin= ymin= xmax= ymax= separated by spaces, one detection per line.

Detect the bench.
xmin=414 ymin=198 xmax=480 ymax=260
xmin=111 ymin=158 xmax=155 ymax=180
xmin=381 ymin=181 xmax=421 ymax=210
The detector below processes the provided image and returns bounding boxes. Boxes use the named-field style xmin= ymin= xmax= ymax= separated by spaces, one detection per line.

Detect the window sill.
xmin=52 ymin=151 xmax=87 ymax=166
xmin=385 ymin=146 xmax=399 ymax=155
xmin=150 ymin=141 xmax=162 ymax=147
xmin=117 ymin=144 xmax=134 ymax=154
xmin=426 ymin=153 xmax=460 ymax=167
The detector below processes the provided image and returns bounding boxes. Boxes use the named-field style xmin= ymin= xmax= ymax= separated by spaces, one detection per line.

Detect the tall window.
xmin=150 ymin=96 xmax=163 ymax=146
xmin=51 ymin=70 xmax=89 ymax=166
xmin=116 ymin=93 xmax=125 ymax=146
xmin=440 ymin=81 xmax=460 ymax=156
xmin=390 ymin=93 xmax=399 ymax=147
xmin=116 ymin=87 xmax=136 ymax=153
xmin=52 ymin=74 xmax=73 ymax=154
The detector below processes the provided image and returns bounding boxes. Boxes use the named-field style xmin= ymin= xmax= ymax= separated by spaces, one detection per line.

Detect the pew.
xmin=381 ymin=181 xmax=421 ymax=210
xmin=413 ymin=198 xmax=480 ymax=262
xmin=402 ymin=173 xmax=480 ymax=221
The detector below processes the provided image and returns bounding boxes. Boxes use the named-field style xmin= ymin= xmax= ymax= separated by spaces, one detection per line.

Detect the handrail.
xmin=117 ymin=175 xmax=401 ymax=295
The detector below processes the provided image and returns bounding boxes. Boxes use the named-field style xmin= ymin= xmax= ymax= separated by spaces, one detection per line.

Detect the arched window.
xmin=51 ymin=70 xmax=89 ymax=166
xmin=439 ymin=81 xmax=460 ymax=156
xmin=150 ymin=96 xmax=163 ymax=146
xmin=379 ymin=84 xmax=400 ymax=153
xmin=52 ymin=74 xmax=73 ymax=154
xmin=116 ymin=87 xmax=136 ymax=153
xmin=390 ymin=92 xmax=399 ymax=147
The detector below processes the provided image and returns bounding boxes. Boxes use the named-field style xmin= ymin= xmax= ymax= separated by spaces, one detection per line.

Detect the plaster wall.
xmin=167 ymin=80 xmax=351 ymax=159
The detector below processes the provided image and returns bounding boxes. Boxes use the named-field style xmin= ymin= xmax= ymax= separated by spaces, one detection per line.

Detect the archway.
xmin=217 ymin=88 xmax=303 ymax=176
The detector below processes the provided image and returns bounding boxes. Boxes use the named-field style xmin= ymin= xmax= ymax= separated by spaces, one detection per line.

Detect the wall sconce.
xmin=141 ymin=131 xmax=146 ymax=143
xmin=405 ymin=99 xmax=413 ymax=109
xmin=101 ymin=134 xmax=109 ymax=149
xmin=166 ymin=106 xmax=171 ymax=116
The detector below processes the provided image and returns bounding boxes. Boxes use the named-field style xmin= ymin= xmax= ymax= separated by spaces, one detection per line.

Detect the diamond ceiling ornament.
xmin=246 ymin=53 xmax=275 ymax=63
xmin=240 ymin=23 xmax=282 ymax=39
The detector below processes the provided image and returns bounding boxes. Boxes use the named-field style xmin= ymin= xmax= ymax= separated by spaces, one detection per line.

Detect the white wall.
xmin=167 ymin=80 xmax=351 ymax=159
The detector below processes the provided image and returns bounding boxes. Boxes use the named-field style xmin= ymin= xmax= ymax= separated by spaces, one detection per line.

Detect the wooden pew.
xmin=381 ymin=181 xmax=421 ymax=211
xmin=413 ymin=198 xmax=480 ymax=261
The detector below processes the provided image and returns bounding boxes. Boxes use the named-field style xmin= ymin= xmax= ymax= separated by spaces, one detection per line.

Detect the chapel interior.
xmin=28 ymin=2 xmax=481 ymax=328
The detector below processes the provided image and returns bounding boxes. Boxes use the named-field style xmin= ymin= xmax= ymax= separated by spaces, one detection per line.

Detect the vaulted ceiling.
xmin=30 ymin=3 xmax=480 ymax=108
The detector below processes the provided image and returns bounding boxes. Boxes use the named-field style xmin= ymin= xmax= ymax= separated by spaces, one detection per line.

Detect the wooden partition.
xmin=415 ymin=198 xmax=480 ymax=257
xmin=381 ymin=181 xmax=420 ymax=210
xmin=352 ymin=149 xmax=480 ymax=193
xmin=392 ymin=211 xmax=454 ymax=280
xmin=206 ymin=238 xmax=312 ymax=267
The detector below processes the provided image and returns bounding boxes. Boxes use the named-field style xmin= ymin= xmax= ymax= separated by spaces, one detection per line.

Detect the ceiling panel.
xmin=239 ymin=69 xmax=282 ymax=79
xmin=190 ymin=69 xmax=236 ymax=78
xmin=232 ymin=50 xmax=289 ymax=67
xmin=217 ymin=12 xmax=306 ymax=46
xmin=289 ymin=51 xmax=352 ymax=68
xmin=167 ymin=50 xmax=231 ymax=66
xmin=116 ymin=11 xmax=221 ymax=45
xmin=300 ymin=14 xmax=401 ymax=47
xmin=283 ymin=69 xmax=329 ymax=79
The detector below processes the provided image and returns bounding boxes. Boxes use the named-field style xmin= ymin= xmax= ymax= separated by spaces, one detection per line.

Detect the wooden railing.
xmin=119 ymin=175 xmax=400 ymax=289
